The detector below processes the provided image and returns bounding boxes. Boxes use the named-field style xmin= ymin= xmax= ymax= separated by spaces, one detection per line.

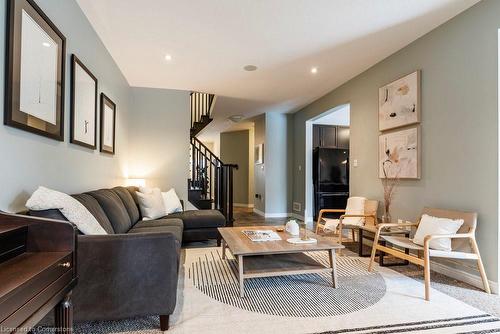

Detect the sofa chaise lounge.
xmin=29 ymin=186 xmax=226 ymax=330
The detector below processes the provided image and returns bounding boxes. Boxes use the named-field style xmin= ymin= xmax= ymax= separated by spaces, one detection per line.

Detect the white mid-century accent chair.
xmin=315 ymin=197 xmax=378 ymax=248
xmin=368 ymin=207 xmax=491 ymax=301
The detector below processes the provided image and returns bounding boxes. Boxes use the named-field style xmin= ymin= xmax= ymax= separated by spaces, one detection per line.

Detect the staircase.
xmin=190 ymin=92 xmax=215 ymax=137
xmin=188 ymin=92 xmax=238 ymax=225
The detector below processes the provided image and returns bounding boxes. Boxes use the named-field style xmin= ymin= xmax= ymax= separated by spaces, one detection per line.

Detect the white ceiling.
xmin=77 ymin=0 xmax=479 ymax=141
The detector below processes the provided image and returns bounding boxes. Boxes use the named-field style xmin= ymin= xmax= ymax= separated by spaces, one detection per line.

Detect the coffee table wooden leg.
xmin=222 ymin=239 xmax=227 ymax=259
xmin=329 ymin=249 xmax=337 ymax=288
xmin=238 ymin=255 xmax=245 ymax=297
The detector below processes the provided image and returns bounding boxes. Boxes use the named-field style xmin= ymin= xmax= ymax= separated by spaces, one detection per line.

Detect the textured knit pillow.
xmin=26 ymin=186 xmax=107 ymax=235
xmin=136 ymin=187 xmax=166 ymax=220
xmin=162 ymin=188 xmax=183 ymax=214
xmin=412 ymin=214 xmax=464 ymax=251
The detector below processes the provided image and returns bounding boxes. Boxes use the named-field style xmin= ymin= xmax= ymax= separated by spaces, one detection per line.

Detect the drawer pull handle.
xmin=59 ymin=262 xmax=71 ymax=268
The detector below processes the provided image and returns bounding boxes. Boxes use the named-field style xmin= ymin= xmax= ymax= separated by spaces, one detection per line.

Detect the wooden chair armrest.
xmin=316 ymin=209 xmax=346 ymax=233
xmin=340 ymin=214 xmax=375 ymax=219
xmin=319 ymin=209 xmax=346 ymax=215
xmin=424 ymin=233 xmax=473 ymax=242
xmin=376 ymin=222 xmax=418 ymax=230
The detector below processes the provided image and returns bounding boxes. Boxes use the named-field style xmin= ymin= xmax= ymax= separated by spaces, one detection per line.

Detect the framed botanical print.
xmin=100 ymin=93 xmax=116 ymax=155
xmin=379 ymin=70 xmax=420 ymax=132
xmin=4 ymin=0 xmax=66 ymax=141
xmin=71 ymin=55 xmax=98 ymax=149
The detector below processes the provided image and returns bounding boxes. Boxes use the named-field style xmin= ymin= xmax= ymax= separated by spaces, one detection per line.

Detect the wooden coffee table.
xmin=218 ymin=226 xmax=344 ymax=297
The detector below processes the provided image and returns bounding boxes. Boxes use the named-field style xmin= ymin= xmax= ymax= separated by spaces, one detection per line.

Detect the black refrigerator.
xmin=313 ymin=147 xmax=349 ymax=220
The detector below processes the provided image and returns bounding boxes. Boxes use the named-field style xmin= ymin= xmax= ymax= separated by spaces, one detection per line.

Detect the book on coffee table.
xmin=242 ymin=230 xmax=281 ymax=242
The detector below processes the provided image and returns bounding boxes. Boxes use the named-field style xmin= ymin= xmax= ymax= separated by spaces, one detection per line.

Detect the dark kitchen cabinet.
xmin=313 ymin=125 xmax=349 ymax=149
xmin=337 ymin=126 xmax=350 ymax=149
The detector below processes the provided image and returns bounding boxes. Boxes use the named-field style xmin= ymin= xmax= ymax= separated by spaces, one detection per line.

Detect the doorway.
xmin=305 ymin=104 xmax=350 ymax=222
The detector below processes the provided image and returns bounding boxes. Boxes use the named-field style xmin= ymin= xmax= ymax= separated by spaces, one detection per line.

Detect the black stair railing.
xmin=190 ymin=92 xmax=215 ymax=137
xmin=189 ymin=136 xmax=238 ymax=225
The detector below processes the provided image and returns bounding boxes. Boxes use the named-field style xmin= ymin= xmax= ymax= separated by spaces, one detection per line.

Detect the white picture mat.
xmin=74 ymin=63 xmax=96 ymax=145
xmin=103 ymin=104 xmax=114 ymax=147
xmin=379 ymin=71 xmax=419 ymax=131
xmin=379 ymin=127 xmax=419 ymax=178
xmin=19 ymin=9 xmax=58 ymax=125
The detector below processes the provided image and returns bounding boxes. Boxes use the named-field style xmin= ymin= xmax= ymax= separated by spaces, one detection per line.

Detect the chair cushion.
xmin=168 ymin=210 xmax=225 ymax=230
xmin=112 ymin=186 xmax=140 ymax=224
xmin=87 ymin=189 xmax=132 ymax=234
xmin=128 ymin=218 xmax=183 ymax=242
xmin=73 ymin=193 xmax=115 ymax=234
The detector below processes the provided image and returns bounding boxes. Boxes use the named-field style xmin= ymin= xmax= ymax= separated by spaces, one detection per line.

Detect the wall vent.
xmin=293 ymin=202 xmax=301 ymax=212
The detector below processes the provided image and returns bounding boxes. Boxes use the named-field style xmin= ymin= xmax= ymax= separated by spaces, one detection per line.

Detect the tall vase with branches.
xmin=381 ymin=158 xmax=400 ymax=224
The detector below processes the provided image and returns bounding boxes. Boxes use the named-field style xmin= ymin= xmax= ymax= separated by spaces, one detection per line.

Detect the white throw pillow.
xmin=136 ymin=187 xmax=166 ymax=220
xmin=162 ymin=188 xmax=183 ymax=214
xmin=26 ymin=186 xmax=107 ymax=235
xmin=412 ymin=214 xmax=464 ymax=251
xmin=343 ymin=197 xmax=366 ymax=226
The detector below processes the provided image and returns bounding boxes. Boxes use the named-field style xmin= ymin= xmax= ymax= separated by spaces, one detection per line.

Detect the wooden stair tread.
xmin=0 ymin=252 xmax=71 ymax=302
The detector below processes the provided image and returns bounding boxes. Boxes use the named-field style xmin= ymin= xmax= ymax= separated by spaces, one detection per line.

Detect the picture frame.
xmin=379 ymin=126 xmax=420 ymax=179
xmin=4 ymin=0 xmax=66 ymax=141
xmin=255 ymin=143 xmax=264 ymax=164
xmin=100 ymin=93 xmax=116 ymax=155
xmin=379 ymin=70 xmax=420 ymax=132
xmin=70 ymin=55 xmax=98 ymax=149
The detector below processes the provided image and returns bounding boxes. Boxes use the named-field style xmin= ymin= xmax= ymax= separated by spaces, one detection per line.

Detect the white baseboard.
xmin=264 ymin=212 xmax=289 ymax=218
xmin=430 ymin=261 xmax=498 ymax=294
xmin=252 ymin=209 xmax=297 ymax=219
xmin=253 ymin=208 xmax=265 ymax=216
xmin=289 ymin=213 xmax=304 ymax=221
xmin=234 ymin=203 xmax=254 ymax=208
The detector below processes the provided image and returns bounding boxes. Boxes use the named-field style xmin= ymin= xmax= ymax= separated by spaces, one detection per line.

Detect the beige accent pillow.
xmin=136 ymin=187 xmax=166 ymax=220
xmin=412 ymin=214 xmax=464 ymax=251
xmin=342 ymin=197 xmax=366 ymax=226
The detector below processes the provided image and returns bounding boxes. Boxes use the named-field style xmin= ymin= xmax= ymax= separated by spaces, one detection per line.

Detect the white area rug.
xmin=166 ymin=247 xmax=499 ymax=334
xmin=60 ymin=247 xmax=498 ymax=334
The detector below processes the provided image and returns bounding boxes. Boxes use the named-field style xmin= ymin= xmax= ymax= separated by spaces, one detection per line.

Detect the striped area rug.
xmin=188 ymin=249 xmax=386 ymax=317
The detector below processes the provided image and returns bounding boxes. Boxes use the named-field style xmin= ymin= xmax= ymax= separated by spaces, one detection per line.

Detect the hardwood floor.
xmin=233 ymin=207 xmax=289 ymax=227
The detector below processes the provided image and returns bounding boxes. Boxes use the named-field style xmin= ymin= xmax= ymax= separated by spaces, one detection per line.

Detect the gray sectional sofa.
xmin=29 ymin=186 xmax=226 ymax=331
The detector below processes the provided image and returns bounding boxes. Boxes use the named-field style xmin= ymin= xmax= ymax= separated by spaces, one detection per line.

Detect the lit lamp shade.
xmin=126 ymin=178 xmax=146 ymax=188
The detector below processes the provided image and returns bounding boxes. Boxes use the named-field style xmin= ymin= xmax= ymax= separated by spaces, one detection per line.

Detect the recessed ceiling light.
xmin=164 ymin=54 xmax=172 ymax=61
xmin=243 ymin=65 xmax=258 ymax=72
xmin=311 ymin=67 xmax=318 ymax=74
xmin=42 ymin=42 xmax=51 ymax=47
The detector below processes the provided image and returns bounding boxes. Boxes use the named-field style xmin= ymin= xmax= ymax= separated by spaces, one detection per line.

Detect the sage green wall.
xmin=221 ymin=130 xmax=250 ymax=205
xmin=0 ymin=0 xmax=131 ymax=212
xmin=265 ymin=113 xmax=289 ymax=214
xmin=253 ymin=115 xmax=266 ymax=213
xmin=292 ymin=0 xmax=499 ymax=281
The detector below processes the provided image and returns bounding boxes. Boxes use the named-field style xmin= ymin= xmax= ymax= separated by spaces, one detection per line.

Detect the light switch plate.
xmin=353 ymin=159 xmax=358 ymax=167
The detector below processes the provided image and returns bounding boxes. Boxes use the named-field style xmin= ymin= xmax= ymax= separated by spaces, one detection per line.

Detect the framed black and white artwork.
xmin=71 ymin=55 xmax=98 ymax=149
xmin=100 ymin=93 xmax=116 ymax=155
xmin=4 ymin=0 xmax=66 ymax=141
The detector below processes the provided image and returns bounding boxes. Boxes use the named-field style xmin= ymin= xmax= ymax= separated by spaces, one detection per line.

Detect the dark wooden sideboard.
xmin=0 ymin=213 xmax=78 ymax=334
